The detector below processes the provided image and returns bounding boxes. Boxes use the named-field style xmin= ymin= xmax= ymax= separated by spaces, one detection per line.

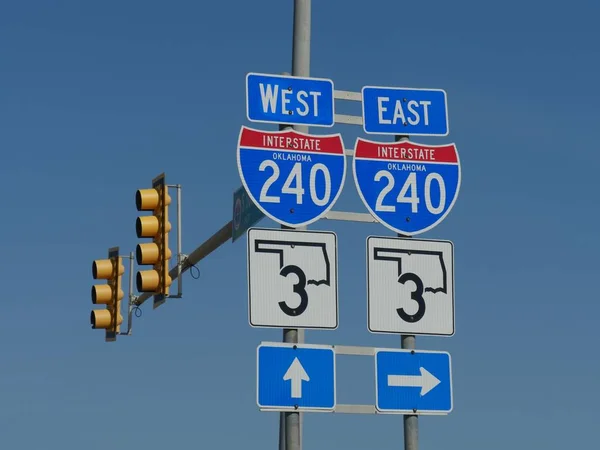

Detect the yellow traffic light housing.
xmin=135 ymin=173 xmax=172 ymax=296
xmin=91 ymin=246 xmax=125 ymax=342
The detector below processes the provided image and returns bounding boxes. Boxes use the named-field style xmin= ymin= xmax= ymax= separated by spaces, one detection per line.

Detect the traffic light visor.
xmin=137 ymin=269 xmax=160 ymax=292
xmin=136 ymin=216 xmax=159 ymax=238
xmin=92 ymin=259 xmax=113 ymax=279
xmin=136 ymin=189 xmax=159 ymax=211
xmin=136 ymin=242 xmax=159 ymax=265
xmin=91 ymin=309 xmax=111 ymax=329
xmin=92 ymin=284 xmax=112 ymax=304
xmin=90 ymin=310 xmax=123 ymax=329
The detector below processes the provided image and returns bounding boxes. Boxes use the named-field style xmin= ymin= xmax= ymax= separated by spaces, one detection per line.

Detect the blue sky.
xmin=2 ymin=1 xmax=599 ymax=449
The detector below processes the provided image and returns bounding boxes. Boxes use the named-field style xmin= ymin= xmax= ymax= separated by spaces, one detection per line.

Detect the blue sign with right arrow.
xmin=257 ymin=342 xmax=336 ymax=412
xmin=375 ymin=348 xmax=452 ymax=414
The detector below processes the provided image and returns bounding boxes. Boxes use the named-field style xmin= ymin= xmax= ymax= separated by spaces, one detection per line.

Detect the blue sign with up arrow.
xmin=257 ymin=342 xmax=336 ymax=412
xmin=375 ymin=349 xmax=452 ymax=414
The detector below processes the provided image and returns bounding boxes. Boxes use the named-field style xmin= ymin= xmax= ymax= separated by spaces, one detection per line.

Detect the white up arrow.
xmin=387 ymin=367 xmax=441 ymax=396
xmin=283 ymin=357 xmax=310 ymax=398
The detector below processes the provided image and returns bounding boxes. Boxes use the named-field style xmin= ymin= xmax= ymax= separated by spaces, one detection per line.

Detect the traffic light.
xmin=135 ymin=173 xmax=172 ymax=296
xmin=91 ymin=247 xmax=125 ymax=342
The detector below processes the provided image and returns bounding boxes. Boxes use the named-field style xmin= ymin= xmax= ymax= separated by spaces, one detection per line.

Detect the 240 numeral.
xmin=374 ymin=171 xmax=446 ymax=215
xmin=259 ymin=161 xmax=331 ymax=206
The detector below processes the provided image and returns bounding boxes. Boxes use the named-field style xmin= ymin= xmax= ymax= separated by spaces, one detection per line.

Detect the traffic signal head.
xmin=135 ymin=173 xmax=172 ymax=296
xmin=91 ymin=247 xmax=125 ymax=342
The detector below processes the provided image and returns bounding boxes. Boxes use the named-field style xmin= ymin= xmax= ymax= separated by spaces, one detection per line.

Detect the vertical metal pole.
xmin=283 ymin=328 xmax=300 ymax=450
xmin=291 ymin=0 xmax=311 ymax=114
xmin=395 ymin=133 xmax=418 ymax=450
xmin=278 ymin=87 xmax=293 ymax=450
xmin=118 ymin=252 xmax=134 ymax=336
xmin=129 ymin=251 xmax=134 ymax=299
xmin=278 ymin=408 xmax=286 ymax=450
xmin=401 ymin=335 xmax=418 ymax=450
xmin=176 ymin=185 xmax=183 ymax=297
xmin=126 ymin=251 xmax=135 ymax=335
xmin=279 ymin=3 xmax=311 ymax=450
xmin=278 ymin=79 xmax=293 ymax=450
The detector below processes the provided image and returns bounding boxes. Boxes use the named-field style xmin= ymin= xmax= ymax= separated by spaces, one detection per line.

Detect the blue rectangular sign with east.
xmin=362 ymin=86 xmax=449 ymax=136
xmin=246 ymin=73 xmax=335 ymax=127
xmin=375 ymin=349 xmax=452 ymax=414
xmin=257 ymin=342 xmax=335 ymax=412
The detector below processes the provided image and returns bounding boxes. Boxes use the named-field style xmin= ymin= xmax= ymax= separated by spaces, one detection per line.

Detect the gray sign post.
xmin=395 ymin=131 xmax=419 ymax=450
xmin=280 ymin=3 xmax=312 ymax=450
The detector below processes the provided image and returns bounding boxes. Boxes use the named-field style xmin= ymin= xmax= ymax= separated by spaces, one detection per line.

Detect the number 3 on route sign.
xmin=353 ymin=138 xmax=461 ymax=235
xmin=237 ymin=126 xmax=346 ymax=228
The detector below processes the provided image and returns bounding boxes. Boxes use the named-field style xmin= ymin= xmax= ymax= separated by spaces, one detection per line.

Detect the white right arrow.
xmin=387 ymin=367 xmax=441 ymax=396
xmin=283 ymin=357 xmax=310 ymax=399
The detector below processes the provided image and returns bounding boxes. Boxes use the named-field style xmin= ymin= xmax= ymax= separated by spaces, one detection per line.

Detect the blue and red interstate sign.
xmin=237 ymin=126 xmax=346 ymax=228
xmin=353 ymin=138 xmax=461 ymax=235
